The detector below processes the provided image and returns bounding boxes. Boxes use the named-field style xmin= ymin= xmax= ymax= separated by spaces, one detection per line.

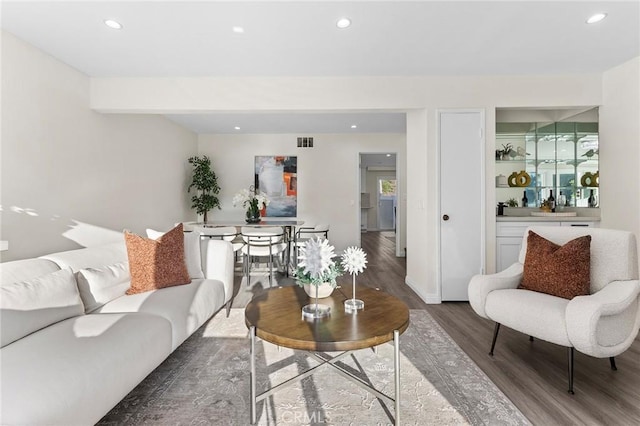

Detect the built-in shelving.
xmin=496 ymin=121 xmax=599 ymax=208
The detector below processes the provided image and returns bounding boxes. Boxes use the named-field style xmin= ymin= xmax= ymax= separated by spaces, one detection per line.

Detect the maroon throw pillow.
xmin=519 ymin=231 xmax=591 ymax=299
xmin=125 ymin=223 xmax=191 ymax=295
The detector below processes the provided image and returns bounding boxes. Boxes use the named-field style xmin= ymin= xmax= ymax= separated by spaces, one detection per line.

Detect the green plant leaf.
xmin=188 ymin=155 xmax=221 ymax=217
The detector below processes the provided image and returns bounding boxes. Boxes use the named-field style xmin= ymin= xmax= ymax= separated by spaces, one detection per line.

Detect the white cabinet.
xmin=560 ymin=221 xmax=597 ymax=228
xmin=496 ymin=220 xmax=598 ymax=272
xmin=496 ymin=236 xmax=527 ymax=272
xmin=496 ymin=222 xmax=558 ymax=272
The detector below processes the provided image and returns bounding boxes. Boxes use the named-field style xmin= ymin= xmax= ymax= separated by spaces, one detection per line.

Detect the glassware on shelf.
xmin=557 ymin=191 xmax=567 ymax=210
xmin=588 ymin=190 xmax=598 ymax=208
xmin=547 ymin=190 xmax=556 ymax=212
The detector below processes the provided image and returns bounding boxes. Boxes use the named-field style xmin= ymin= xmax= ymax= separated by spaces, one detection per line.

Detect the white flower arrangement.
xmin=295 ymin=241 xmax=369 ymax=289
xmin=341 ymin=246 xmax=368 ymax=276
xmin=296 ymin=237 xmax=342 ymax=286
xmin=232 ymin=186 xmax=270 ymax=209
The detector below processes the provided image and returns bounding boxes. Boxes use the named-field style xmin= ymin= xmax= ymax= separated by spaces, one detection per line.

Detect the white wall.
xmin=91 ymin=73 xmax=606 ymax=303
xmin=405 ymin=110 xmax=434 ymax=301
xmin=0 ymin=32 xmax=198 ymax=261
xmin=197 ymin=133 xmax=406 ymax=254
xmin=91 ymin=75 xmax=603 ymax=113
xmin=600 ymin=57 xmax=640 ymax=244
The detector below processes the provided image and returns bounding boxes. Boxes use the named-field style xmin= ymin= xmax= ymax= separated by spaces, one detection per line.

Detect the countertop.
xmin=497 ymin=207 xmax=600 ymax=222
xmin=497 ymin=216 xmax=600 ymax=222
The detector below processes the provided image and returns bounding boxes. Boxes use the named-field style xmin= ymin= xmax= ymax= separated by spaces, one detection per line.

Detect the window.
xmin=379 ymin=179 xmax=397 ymax=197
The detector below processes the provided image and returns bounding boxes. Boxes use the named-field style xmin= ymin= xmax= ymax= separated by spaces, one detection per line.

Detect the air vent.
xmin=297 ymin=137 xmax=314 ymax=148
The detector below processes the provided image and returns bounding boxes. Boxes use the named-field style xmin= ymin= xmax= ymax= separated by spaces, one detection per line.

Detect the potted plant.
xmin=506 ymin=198 xmax=519 ymax=208
xmin=232 ymin=185 xmax=270 ymax=223
xmin=187 ymin=155 xmax=221 ymax=223
xmin=295 ymin=238 xmax=344 ymax=299
xmin=501 ymin=143 xmax=513 ymax=160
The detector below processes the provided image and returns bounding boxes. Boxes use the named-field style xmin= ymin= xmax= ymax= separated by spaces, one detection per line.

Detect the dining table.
xmin=184 ymin=220 xmax=306 ymax=276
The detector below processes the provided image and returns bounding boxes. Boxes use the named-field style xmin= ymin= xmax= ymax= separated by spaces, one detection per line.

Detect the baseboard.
xmin=405 ymin=276 xmax=441 ymax=304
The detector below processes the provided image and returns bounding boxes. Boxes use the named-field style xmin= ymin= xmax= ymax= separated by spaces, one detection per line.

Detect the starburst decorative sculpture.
xmin=298 ymin=238 xmax=337 ymax=319
xmin=341 ymin=246 xmax=368 ymax=312
xmin=298 ymin=238 xmax=336 ymax=280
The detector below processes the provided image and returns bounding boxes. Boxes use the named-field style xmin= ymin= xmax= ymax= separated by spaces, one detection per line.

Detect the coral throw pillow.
xmin=124 ymin=223 xmax=191 ymax=295
xmin=520 ymin=231 xmax=591 ymax=299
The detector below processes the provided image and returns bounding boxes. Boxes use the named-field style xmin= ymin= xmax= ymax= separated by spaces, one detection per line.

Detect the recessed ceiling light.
xmin=386 ymin=154 xmax=391 ymax=157
xmin=234 ymin=126 xmax=241 ymax=130
xmin=336 ymin=18 xmax=351 ymax=29
xmin=351 ymin=124 xmax=357 ymax=129
xmin=104 ymin=19 xmax=123 ymax=30
xmin=586 ymin=13 xmax=607 ymax=24
xmin=232 ymin=26 xmax=244 ymax=34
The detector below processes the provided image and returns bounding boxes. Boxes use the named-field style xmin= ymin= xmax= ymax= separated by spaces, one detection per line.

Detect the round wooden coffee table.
xmin=245 ymin=285 xmax=410 ymax=425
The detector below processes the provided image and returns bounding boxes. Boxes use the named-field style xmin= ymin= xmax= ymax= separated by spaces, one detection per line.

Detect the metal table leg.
xmin=285 ymin=225 xmax=295 ymax=277
xmin=285 ymin=225 xmax=290 ymax=277
xmin=394 ymin=329 xmax=400 ymax=425
xmin=250 ymin=326 xmax=256 ymax=424
xmin=249 ymin=330 xmax=402 ymax=425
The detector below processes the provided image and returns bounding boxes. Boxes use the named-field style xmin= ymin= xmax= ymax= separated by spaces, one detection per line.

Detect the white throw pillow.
xmin=76 ymin=261 xmax=130 ymax=313
xmin=0 ymin=268 xmax=84 ymax=347
xmin=146 ymin=228 xmax=204 ymax=279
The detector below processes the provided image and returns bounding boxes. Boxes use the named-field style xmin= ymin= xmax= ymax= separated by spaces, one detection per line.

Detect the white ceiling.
xmin=360 ymin=153 xmax=397 ymax=169
xmin=2 ymin=1 xmax=638 ymax=134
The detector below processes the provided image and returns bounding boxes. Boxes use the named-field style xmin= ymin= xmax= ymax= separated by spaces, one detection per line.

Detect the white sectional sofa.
xmin=0 ymin=236 xmax=234 ymax=425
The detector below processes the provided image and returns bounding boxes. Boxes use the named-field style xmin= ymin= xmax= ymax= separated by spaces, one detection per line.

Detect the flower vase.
xmin=344 ymin=274 xmax=364 ymax=312
xmin=301 ymin=283 xmax=331 ymax=319
xmin=303 ymin=282 xmax=334 ymax=298
xmin=245 ymin=207 xmax=261 ymax=224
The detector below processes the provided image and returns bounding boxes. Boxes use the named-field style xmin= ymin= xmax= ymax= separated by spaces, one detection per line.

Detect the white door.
xmin=439 ymin=110 xmax=485 ymax=301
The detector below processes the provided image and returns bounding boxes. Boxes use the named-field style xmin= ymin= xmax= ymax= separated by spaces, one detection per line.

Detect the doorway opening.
xmin=359 ymin=153 xmax=398 ymax=254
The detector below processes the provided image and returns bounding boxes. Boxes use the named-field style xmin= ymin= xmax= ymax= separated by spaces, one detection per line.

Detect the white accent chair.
xmin=241 ymin=226 xmax=287 ymax=288
xmin=468 ymin=226 xmax=640 ymax=394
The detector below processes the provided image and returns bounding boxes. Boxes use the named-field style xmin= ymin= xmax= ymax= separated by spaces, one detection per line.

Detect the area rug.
xmin=99 ymin=309 xmax=530 ymax=425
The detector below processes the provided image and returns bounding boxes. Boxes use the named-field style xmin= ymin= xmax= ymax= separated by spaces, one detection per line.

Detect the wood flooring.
xmin=228 ymin=231 xmax=640 ymax=425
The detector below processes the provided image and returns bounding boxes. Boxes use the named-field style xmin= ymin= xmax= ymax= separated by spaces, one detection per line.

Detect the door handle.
xmin=442 ymin=214 xmax=449 ymax=221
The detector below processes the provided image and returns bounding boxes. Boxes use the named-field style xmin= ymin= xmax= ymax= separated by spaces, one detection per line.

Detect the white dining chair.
xmin=193 ymin=226 xmax=245 ymax=263
xmin=241 ymin=226 xmax=288 ymax=288
xmin=293 ymin=224 xmax=330 ymax=263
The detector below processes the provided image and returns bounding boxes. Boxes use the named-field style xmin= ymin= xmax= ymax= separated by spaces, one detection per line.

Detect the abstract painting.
xmin=254 ymin=156 xmax=297 ymax=217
